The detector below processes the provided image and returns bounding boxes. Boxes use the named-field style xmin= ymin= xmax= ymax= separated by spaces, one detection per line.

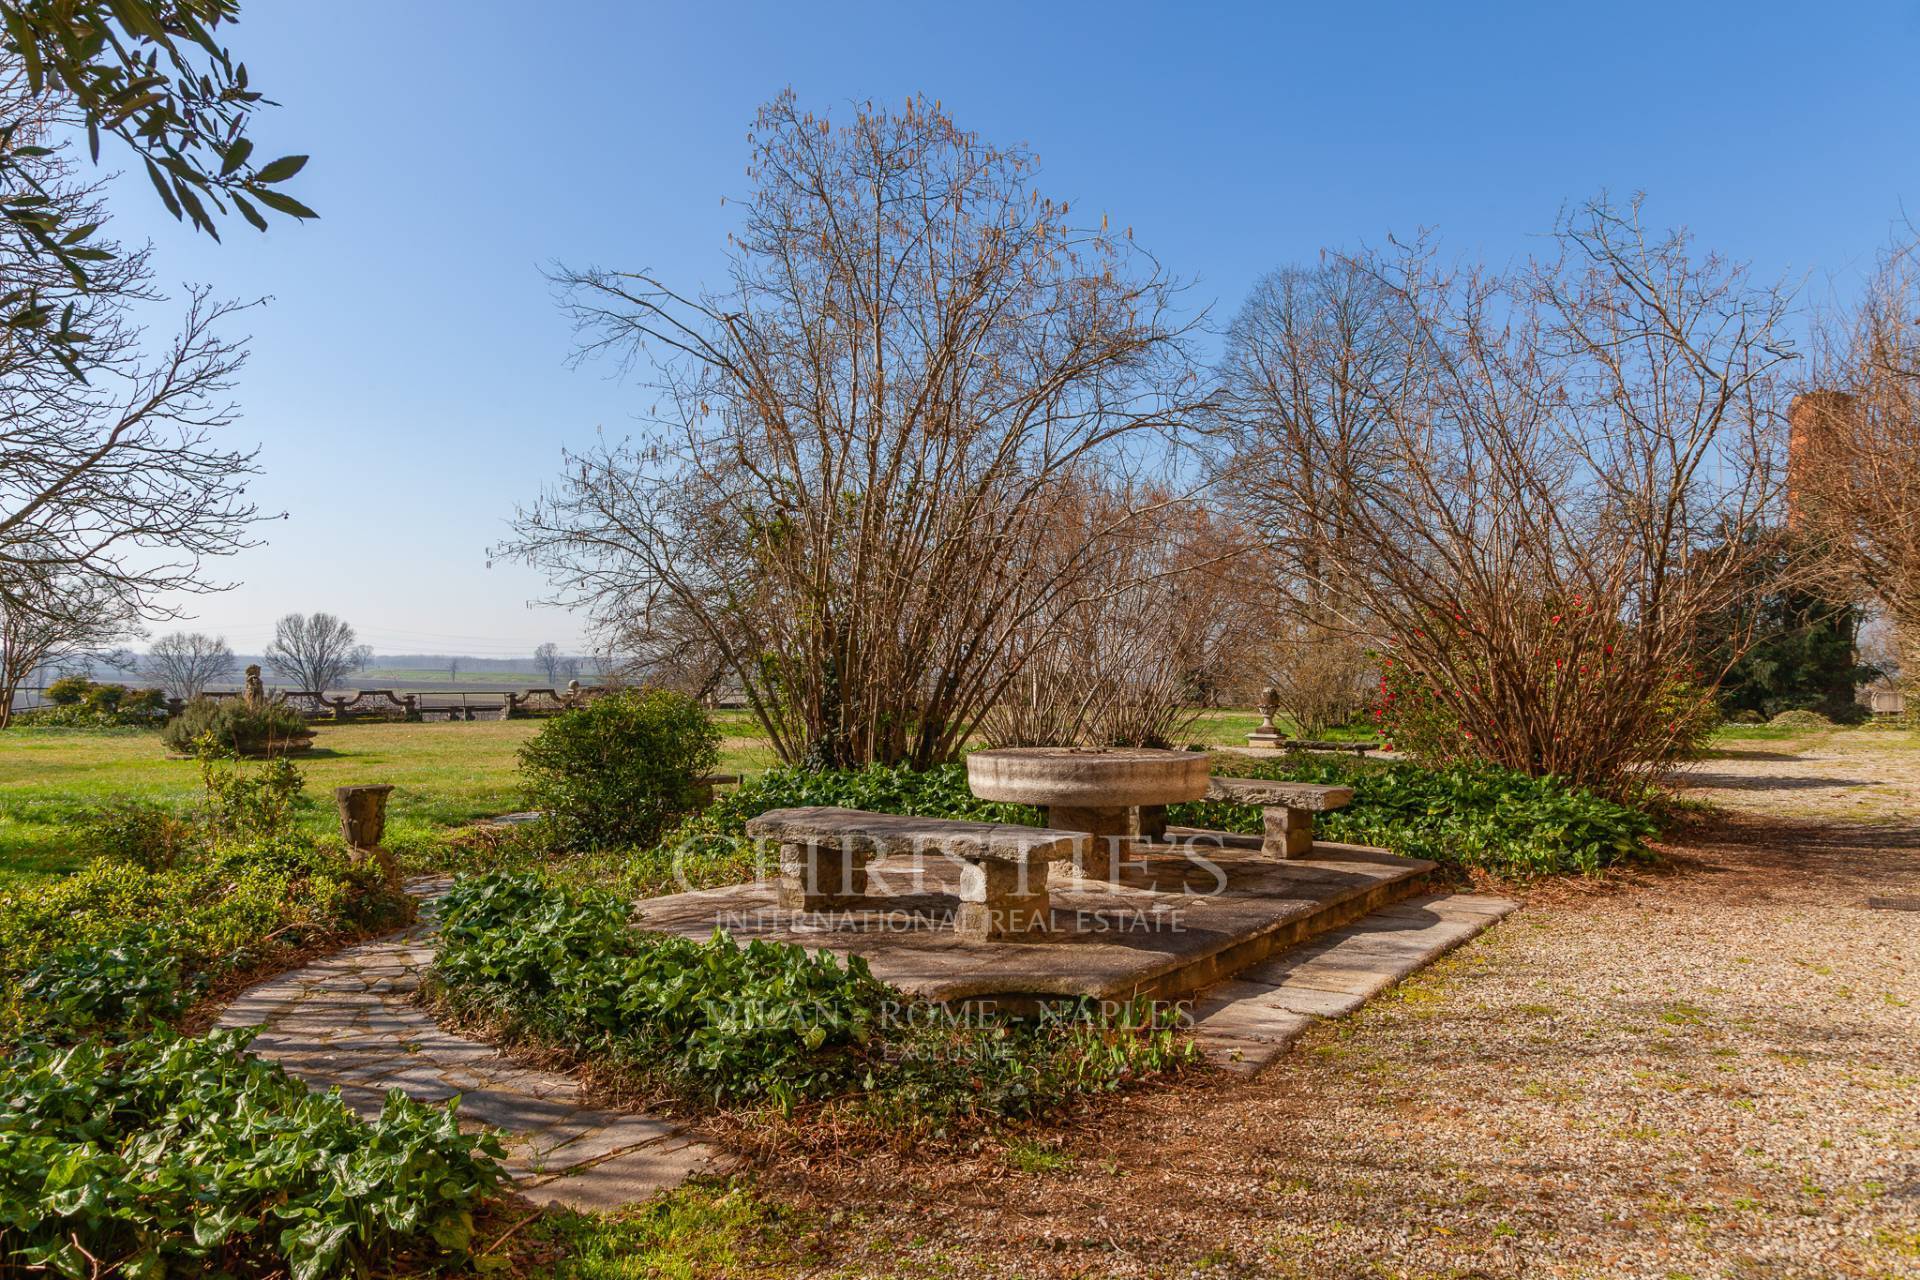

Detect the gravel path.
xmin=1677 ymin=728 xmax=1920 ymax=823
xmin=764 ymin=737 xmax=1920 ymax=1278
xmin=216 ymin=878 xmax=731 ymax=1211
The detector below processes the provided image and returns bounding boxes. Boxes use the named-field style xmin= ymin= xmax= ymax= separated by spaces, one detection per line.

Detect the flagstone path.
xmin=215 ymin=878 xmax=730 ymax=1211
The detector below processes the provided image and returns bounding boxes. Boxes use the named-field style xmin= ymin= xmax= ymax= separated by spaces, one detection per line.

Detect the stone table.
xmin=966 ymin=746 xmax=1210 ymax=870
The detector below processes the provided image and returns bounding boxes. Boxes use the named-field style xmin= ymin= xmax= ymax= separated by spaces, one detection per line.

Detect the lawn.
xmin=0 ymin=716 xmax=782 ymax=882
xmin=0 ymin=705 xmax=1340 ymax=883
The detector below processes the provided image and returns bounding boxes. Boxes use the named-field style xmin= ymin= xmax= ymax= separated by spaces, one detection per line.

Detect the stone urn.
xmin=335 ymin=784 xmax=400 ymax=887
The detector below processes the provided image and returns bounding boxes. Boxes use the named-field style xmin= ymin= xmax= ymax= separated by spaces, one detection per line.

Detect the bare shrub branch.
xmin=502 ymin=92 xmax=1211 ymax=768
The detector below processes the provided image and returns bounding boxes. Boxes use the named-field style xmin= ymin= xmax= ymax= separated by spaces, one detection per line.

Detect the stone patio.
xmin=636 ymin=835 xmax=1437 ymax=1006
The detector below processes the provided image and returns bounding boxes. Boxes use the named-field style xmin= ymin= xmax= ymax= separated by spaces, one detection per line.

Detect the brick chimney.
xmin=1785 ymin=390 xmax=1856 ymax=531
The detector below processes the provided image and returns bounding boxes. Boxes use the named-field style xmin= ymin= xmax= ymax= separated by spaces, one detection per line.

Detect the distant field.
xmin=350 ymin=666 xmax=555 ymax=689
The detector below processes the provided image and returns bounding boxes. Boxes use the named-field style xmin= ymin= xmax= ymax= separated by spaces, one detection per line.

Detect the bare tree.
xmin=504 ymin=92 xmax=1210 ymax=768
xmin=598 ymin=598 xmax=737 ymax=703
xmin=263 ymin=613 xmax=362 ymax=694
xmin=1262 ymin=621 xmax=1376 ymax=739
xmin=140 ymin=631 xmax=235 ymax=702
xmin=983 ymin=489 xmax=1260 ymax=748
xmin=0 ymin=568 xmax=138 ymax=727
xmin=532 ymin=641 xmax=563 ymax=685
xmin=1799 ymin=238 xmax=1920 ymax=697
xmin=0 ymin=63 xmax=267 ymax=638
xmin=1216 ymin=197 xmax=1794 ymax=794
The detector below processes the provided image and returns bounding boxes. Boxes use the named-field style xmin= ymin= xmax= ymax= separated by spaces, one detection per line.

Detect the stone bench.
xmin=1206 ymin=778 xmax=1355 ymax=858
xmin=1284 ymin=739 xmax=1380 ymax=757
xmin=692 ymin=772 xmax=739 ymax=807
xmin=743 ymin=806 xmax=1080 ymax=940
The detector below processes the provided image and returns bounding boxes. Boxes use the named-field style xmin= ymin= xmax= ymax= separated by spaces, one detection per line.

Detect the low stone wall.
xmin=188 ymin=685 xmax=613 ymax=723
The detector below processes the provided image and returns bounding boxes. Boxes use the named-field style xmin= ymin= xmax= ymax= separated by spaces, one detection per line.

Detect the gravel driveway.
xmin=762 ymin=732 xmax=1920 ymax=1278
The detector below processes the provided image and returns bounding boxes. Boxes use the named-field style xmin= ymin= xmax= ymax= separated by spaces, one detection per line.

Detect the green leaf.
xmin=232 ymin=191 xmax=268 ymax=232
xmin=220 ymin=136 xmax=253 ymax=177
xmin=143 ymin=157 xmax=182 ymax=219
xmin=251 ymin=186 xmax=318 ymax=220
xmin=254 ymin=153 xmax=307 ymax=184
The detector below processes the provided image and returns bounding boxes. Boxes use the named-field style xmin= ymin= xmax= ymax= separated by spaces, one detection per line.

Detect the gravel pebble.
xmin=770 ymin=734 xmax=1920 ymax=1278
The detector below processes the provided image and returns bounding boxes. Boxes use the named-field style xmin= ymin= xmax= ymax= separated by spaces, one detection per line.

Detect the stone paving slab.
xmin=215 ymin=877 xmax=728 ymax=1209
xmin=636 ymin=841 xmax=1434 ymax=1004
xmin=1188 ymin=891 xmax=1518 ymax=1074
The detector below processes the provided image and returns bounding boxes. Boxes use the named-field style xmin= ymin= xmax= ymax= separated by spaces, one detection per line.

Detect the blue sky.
xmin=109 ymin=0 xmax=1920 ymax=656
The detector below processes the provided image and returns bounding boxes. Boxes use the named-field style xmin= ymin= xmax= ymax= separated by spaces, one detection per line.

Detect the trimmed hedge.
xmin=517 ymin=688 xmax=721 ymax=850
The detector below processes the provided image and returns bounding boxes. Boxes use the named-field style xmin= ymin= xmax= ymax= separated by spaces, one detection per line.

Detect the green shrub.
xmin=16 ymin=681 xmax=169 ymax=728
xmin=75 ymin=801 xmax=198 ymax=871
xmin=0 ymin=837 xmax=408 ymax=1040
xmin=160 ymin=696 xmax=309 ymax=756
xmin=517 ymin=688 xmax=721 ymax=850
xmin=1169 ymin=753 xmax=1659 ymax=877
xmin=1767 ymin=708 xmax=1834 ymax=729
xmin=0 ymin=1030 xmax=504 ymax=1279
xmin=693 ymin=761 xmax=1037 ymax=834
xmin=198 ymin=750 xmax=307 ymax=840
xmin=43 ymin=675 xmax=90 ymax=705
xmin=19 ymin=929 xmax=187 ymax=1039
xmin=82 ymin=682 xmax=126 ymax=713
xmin=430 ymin=873 xmax=1195 ymax=1126
xmin=120 ymin=687 xmax=167 ymax=716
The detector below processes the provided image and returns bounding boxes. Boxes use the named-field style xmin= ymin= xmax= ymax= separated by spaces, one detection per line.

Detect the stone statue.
xmin=243 ymin=663 xmax=266 ymax=710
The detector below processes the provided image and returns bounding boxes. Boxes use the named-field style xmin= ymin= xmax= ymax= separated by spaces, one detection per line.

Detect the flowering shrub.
xmin=1366 ymin=597 xmax=1720 ymax=796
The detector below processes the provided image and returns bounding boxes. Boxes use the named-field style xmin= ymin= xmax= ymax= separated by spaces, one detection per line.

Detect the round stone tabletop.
xmin=966 ymin=746 xmax=1211 ymax=808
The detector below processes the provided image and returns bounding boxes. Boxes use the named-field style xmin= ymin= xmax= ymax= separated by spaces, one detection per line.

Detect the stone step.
xmin=1187 ymin=891 xmax=1518 ymax=1074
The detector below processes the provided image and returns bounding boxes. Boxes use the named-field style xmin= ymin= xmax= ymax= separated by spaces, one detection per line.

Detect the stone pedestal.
xmin=776 ymin=840 xmax=873 ymax=911
xmin=335 ymin=784 xmax=401 ymax=887
xmin=1048 ymin=804 xmax=1134 ymax=878
xmin=956 ymin=858 xmax=1052 ymax=940
xmin=1263 ymin=806 xmax=1315 ymax=858
xmin=1247 ymin=686 xmax=1284 ymax=748
xmin=1136 ymin=804 xmax=1169 ymax=841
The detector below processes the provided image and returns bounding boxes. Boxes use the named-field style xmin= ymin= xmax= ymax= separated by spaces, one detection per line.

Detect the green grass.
xmin=1180 ymin=708 xmax=1380 ymax=748
xmin=0 ymin=721 xmax=779 ymax=882
xmin=525 ymin=1184 xmax=801 ymax=1278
